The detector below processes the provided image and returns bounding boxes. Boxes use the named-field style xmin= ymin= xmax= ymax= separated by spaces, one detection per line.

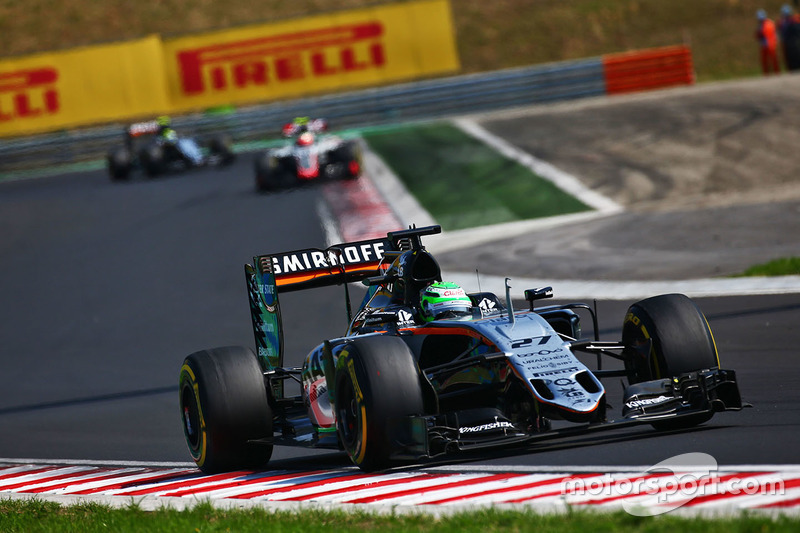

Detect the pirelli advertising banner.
xmin=162 ymin=0 xmax=459 ymax=112
xmin=0 ymin=0 xmax=458 ymax=137
xmin=0 ymin=36 xmax=170 ymax=137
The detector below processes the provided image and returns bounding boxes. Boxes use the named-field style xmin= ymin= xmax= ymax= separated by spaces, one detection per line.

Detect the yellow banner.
xmin=162 ymin=0 xmax=459 ymax=111
xmin=0 ymin=1 xmax=459 ymax=137
xmin=0 ymin=36 xmax=169 ymax=137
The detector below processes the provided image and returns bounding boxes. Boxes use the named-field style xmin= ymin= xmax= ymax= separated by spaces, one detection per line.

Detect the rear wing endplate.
xmin=245 ymin=237 xmax=391 ymax=378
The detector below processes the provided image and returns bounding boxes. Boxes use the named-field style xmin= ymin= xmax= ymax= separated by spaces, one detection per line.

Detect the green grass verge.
xmin=363 ymin=123 xmax=591 ymax=231
xmin=732 ymin=257 xmax=800 ymax=277
xmin=2 ymin=499 xmax=799 ymax=533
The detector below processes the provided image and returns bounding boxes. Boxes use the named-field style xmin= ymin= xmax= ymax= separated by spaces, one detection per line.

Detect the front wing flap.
xmin=621 ymin=368 xmax=745 ymax=421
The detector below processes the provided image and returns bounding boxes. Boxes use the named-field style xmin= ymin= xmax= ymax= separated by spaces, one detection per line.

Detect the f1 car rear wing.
xmin=122 ymin=121 xmax=161 ymax=151
xmin=245 ymin=226 xmax=441 ymax=380
xmin=127 ymin=121 xmax=160 ymax=137
xmin=257 ymin=237 xmax=392 ymax=293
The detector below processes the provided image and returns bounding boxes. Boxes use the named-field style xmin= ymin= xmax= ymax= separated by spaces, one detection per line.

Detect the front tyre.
xmin=622 ymin=293 xmax=720 ymax=429
xmin=254 ymin=153 xmax=295 ymax=191
xmin=179 ymin=346 xmax=273 ymax=473
xmin=209 ymin=134 xmax=235 ymax=165
xmin=335 ymin=336 xmax=424 ymax=471
xmin=331 ymin=140 xmax=363 ymax=179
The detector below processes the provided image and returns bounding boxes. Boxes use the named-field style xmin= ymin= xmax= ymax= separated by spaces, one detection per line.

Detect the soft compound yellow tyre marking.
xmin=705 ymin=316 xmax=722 ymax=367
xmin=356 ymin=404 xmax=368 ymax=465
xmin=180 ymin=363 xmax=207 ymax=467
xmin=344 ymin=358 xmax=369 ymax=465
xmin=625 ymin=312 xmax=660 ymax=378
xmin=638 ymin=322 xmax=662 ymax=378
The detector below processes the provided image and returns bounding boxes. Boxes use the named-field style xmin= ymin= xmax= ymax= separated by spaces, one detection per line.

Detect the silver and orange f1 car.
xmin=178 ymin=225 xmax=745 ymax=473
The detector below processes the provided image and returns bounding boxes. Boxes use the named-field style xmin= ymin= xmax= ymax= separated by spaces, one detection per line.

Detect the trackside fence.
xmin=0 ymin=46 xmax=693 ymax=173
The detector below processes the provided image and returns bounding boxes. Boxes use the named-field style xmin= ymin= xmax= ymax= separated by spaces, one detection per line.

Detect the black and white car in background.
xmin=253 ymin=118 xmax=362 ymax=192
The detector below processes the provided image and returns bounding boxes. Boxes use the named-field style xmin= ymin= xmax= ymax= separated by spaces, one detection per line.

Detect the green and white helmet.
xmin=419 ymin=282 xmax=472 ymax=322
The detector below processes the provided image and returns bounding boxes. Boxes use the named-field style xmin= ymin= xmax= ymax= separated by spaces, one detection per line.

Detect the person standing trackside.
xmin=756 ymin=9 xmax=781 ymax=74
xmin=778 ymin=4 xmax=800 ymax=70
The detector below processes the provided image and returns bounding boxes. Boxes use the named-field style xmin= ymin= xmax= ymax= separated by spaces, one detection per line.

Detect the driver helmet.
xmin=297 ymin=131 xmax=315 ymax=146
xmin=419 ymin=282 xmax=472 ymax=322
xmin=156 ymin=115 xmax=171 ymax=127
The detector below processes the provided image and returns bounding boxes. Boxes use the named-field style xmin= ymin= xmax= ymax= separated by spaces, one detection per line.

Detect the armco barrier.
xmin=0 ymin=47 xmax=692 ymax=174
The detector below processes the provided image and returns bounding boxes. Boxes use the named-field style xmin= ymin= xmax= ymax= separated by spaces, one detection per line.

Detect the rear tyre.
xmin=209 ymin=134 xmax=235 ymax=165
xmin=139 ymin=144 xmax=164 ymax=177
xmin=335 ymin=336 xmax=424 ymax=471
xmin=107 ymin=148 xmax=132 ymax=181
xmin=254 ymin=152 xmax=276 ymax=192
xmin=622 ymin=293 xmax=720 ymax=430
xmin=179 ymin=346 xmax=273 ymax=473
xmin=254 ymin=153 xmax=295 ymax=191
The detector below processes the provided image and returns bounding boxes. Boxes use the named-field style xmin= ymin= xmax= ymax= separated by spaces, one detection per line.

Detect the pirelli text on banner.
xmin=0 ymin=1 xmax=458 ymax=137
xmin=0 ymin=36 xmax=170 ymax=137
xmin=163 ymin=0 xmax=460 ymax=111
xmin=176 ymin=22 xmax=386 ymax=96
xmin=0 ymin=67 xmax=59 ymax=123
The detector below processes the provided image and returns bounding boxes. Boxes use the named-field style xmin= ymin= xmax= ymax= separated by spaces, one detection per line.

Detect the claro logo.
xmin=0 ymin=67 xmax=59 ymax=121
xmin=176 ymin=22 xmax=386 ymax=96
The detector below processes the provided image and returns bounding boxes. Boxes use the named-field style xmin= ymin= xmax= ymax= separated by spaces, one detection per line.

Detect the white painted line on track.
xmin=446 ymin=272 xmax=800 ymax=300
xmin=423 ymin=210 xmax=619 ymax=254
xmin=4 ymin=458 xmax=797 ymax=474
xmin=0 ymin=457 xmax=196 ymax=468
xmin=451 ymin=118 xmax=624 ymax=215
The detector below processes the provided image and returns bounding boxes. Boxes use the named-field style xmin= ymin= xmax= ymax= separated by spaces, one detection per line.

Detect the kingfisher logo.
xmin=176 ymin=22 xmax=386 ymax=96
xmin=0 ymin=67 xmax=59 ymax=121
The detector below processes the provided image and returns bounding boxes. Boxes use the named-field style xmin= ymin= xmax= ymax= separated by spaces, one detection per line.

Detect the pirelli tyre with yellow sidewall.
xmin=334 ymin=336 xmax=425 ymax=471
xmin=179 ymin=346 xmax=273 ymax=473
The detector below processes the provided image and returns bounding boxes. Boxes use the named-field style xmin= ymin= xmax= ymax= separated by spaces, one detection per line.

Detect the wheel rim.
xmin=337 ymin=380 xmax=360 ymax=451
xmin=180 ymin=382 xmax=202 ymax=451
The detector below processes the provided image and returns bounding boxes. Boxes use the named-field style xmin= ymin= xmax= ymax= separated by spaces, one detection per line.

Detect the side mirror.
xmin=524 ymin=287 xmax=553 ymax=310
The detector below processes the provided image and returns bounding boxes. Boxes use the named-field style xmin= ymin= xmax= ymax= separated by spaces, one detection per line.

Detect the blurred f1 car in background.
xmin=178 ymin=225 xmax=746 ymax=474
xmin=106 ymin=118 xmax=235 ymax=181
xmin=254 ymin=117 xmax=362 ymax=192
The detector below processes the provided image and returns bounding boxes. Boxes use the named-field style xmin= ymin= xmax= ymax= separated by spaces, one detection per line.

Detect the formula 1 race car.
xmin=106 ymin=120 xmax=235 ymax=181
xmin=253 ymin=118 xmax=362 ymax=192
xmin=178 ymin=225 xmax=745 ymax=473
